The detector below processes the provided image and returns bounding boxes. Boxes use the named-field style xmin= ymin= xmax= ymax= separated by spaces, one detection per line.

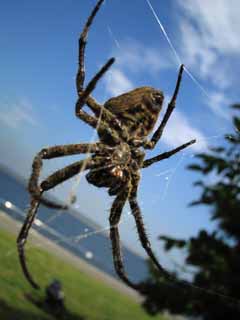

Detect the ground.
xmin=0 ymin=212 xmax=167 ymax=320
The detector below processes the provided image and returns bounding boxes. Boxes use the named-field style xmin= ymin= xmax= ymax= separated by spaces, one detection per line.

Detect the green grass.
xmin=0 ymin=229 xmax=165 ymax=320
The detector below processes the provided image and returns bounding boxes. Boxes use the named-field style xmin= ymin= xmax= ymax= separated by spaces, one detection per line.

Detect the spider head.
xmin=148 ymin=90 xmax=164 ymax=112
xmin=134 ymin=87 xmax=164 ymax=137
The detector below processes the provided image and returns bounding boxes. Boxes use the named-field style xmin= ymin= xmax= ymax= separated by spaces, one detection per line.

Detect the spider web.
xmin=0 ymin=0 xmax=239 ymax=311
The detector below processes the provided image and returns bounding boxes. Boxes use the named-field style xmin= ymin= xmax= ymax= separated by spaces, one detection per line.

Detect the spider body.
xmin=86 ymin=141 xmax=144 ymax=196
xmin=17 ymin=0 xmax=196 ymax=292
xmin=87 ymin=86 xmax=164 ymax=195
xmin=104 ymin=86 xmax=164 ymax=139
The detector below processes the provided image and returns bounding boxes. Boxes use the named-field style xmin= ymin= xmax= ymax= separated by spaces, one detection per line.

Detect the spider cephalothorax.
xmin=17 ymin=0 xmax=195 ymax=292
xmin=86 ymin=141 xmax=145 ymax=196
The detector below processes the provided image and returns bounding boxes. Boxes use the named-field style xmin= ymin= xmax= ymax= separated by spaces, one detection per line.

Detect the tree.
xmin=142 ymin=105 xmax=240 ymax=320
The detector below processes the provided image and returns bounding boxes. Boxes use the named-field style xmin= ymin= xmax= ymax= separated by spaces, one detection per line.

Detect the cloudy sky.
xmin=0 ymin=0 xmax=239 ymax=267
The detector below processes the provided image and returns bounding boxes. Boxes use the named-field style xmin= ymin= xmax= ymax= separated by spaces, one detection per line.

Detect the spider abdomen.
xmin=86 ymin=168 xmax=126 ymax=196
xmin=104 ymin=86 xmax=164 ymax=139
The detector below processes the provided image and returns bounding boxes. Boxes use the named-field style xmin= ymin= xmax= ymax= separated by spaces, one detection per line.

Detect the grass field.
xmin=0 ymin=228 xmax=166 ymax=320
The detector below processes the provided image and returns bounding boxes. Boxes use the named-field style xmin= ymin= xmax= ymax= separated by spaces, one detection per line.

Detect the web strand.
xmin=145 ymin=0 xmax=210 ymax=100
xmin=107 ymin=26 xmax=121 ymax=49
xmin=44 ymin=104 xmax=105 ymax=226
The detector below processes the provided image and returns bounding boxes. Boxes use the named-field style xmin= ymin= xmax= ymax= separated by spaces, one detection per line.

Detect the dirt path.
xmin=0 ymin=210 xmax=141 ymax=302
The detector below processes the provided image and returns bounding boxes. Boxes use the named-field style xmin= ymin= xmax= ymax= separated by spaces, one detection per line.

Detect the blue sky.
xmin=0 ymin=0 xmax=239 ymax=267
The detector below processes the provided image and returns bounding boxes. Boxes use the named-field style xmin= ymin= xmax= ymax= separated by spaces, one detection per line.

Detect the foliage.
xmin=142 ymin=105 xmax=240 ymax=319
xmin=0 ymin=228 xmax=166 ymax=320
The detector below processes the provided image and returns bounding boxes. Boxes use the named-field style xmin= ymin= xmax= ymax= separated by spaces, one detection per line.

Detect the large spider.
xmin=17 ymin=0 xmax=195 ymax=292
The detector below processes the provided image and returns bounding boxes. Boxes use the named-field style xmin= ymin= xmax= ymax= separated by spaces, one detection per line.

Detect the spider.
xmin=17 ymin=0 xmax=195 ymax=292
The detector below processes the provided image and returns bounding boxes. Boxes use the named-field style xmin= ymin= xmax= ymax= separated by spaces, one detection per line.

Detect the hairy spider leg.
xmin=143 ymin=139 xmax=196 ymax=168
xmin=109 ymin=181 xmax=144 ymax=292
xmin=129 ymin=174 xmax=171 ymax=281
xmin=128 ymin=176 xmax=203 ymax=295
xmin=76 ymin=0 xmax=128 ymax=141
xmin=106 ymin=147 xmax=199 ymax=293
xmin=76 ymin=58 xmax=115 ymax=118
xmin=17 ymin=155 xmax=107 ymax=289
xmin=41 ymin=158 xmax=94 ymax=191
xmin=28 ymin=143 xmax=101 ymax=209
xmin=128 ymin=174 xmax=234 ymax=300
xmin=76 ymin=54 xmax=123 ymax=143
xmin=40 ymin=156 xmax=113 ymax=191
xmin=17 ymin=197 xmax=42 ymax=289
xmin=76 ymin=0 xmax=112 ymax=118
xmin=145 ymin=64 xmax=185 ymax=150
xmin=77 ymin=0 xmax=105 ymax=92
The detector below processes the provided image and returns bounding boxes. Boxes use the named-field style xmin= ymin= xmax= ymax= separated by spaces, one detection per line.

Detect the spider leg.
xmin=109 ymin=182 xmax=145 ymax=292
xmin=77 ymin=0 xmax=105 ymax=92
xmin=77 ymin=0 xmax=114 ymax=104
xmin=145 ymin=64 xmax=184 ymax=150
xmin=129 ymin=174 xmax=170 ymax=280
xmin=75 ymin=0 xmax=128 ymax=141
xmin=40 ymin=158 xmax=97 ymax=191
xmin=128 ymin=179 xmax=238 ymax=301
xmin=17 ymin=197 xmax=42 ymax=289
xmin=75 ymin=58 xmax=115 ymax=126
xmin=17 ymin=156 xmax=106 ymax=289
xmin=77 ymin=1 xmax=114 ymax=123
xmin=75 ymin=60 xmax=122 ymax=144
xmin=29 ymin=143 xmax=100 ymax=209
xmin=84 ymin=96 xmax=129 ymax=141
xmin=75 ymin=0 xmax=114 ymax=126
xmin=76 ymin=65 xmax=129 ymax=142
xmin=143 ymin=139 xmax=196 ymax=168
xmin=76 ymin=58 xmax=115 ymax=109
xmin=129 ymin=197 xmax=170 ymax=279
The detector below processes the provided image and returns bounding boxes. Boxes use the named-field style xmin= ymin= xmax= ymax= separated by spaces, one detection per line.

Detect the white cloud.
xmin=104 ymin=39 xmax=174 ymax=97
xmin=152 ymin=95 xmax=208 ymax=152
xmin=151 ymin=95 xmax=207 ymax=151
xmin=177 ymin=0 xmax=240 ymax=89
xmin=161 ymin=110 xmax=208 ymax=151
xmin=114 ymin=39 xmax=173 ymax=75
xmin=104 ymin=68 xmax=134 ymax=96
xmin=179 ymin=0 xmax=240 ymax=54
xmin=206 ymin=91 xmax=231 ymax=120
xmin=179 ymin=20 xmax=217 ymax=78
xmin=0 ymin=99 xmax=37 ymax=128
